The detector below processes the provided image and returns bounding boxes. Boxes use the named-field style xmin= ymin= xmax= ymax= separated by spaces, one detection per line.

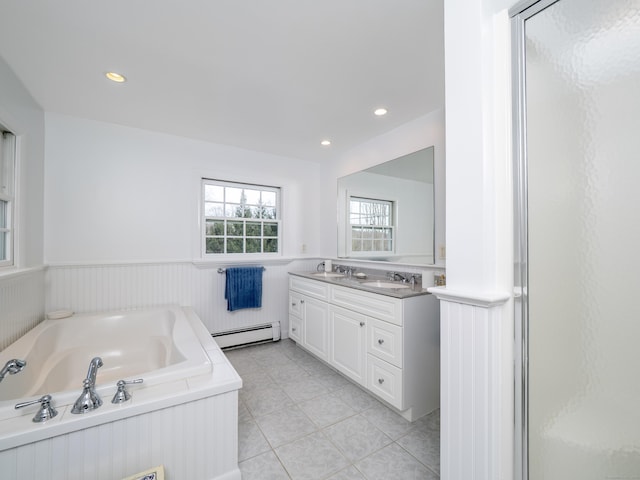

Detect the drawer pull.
xmin=300 ymin=299 xmax=305 ymax=304
xmin=378 ymin=378 xmax=385 ymax=384
xmin=292 ymin=327 xmax=297 ymax=332
xmin=359 ymin=322 xmax=365 ymax=327
xmin=292 ymin=302 xmax=297 ymax=307
xmin=378 ymin=339 xmax=384 ymax=345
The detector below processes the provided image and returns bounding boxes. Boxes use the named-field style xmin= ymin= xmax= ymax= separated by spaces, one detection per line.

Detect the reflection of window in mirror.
xmin=348 ymin=196 xmax=394 ymax=255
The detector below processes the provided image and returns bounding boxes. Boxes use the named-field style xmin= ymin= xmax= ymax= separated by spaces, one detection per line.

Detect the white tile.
xmin=332 ymin=384 xmax=381 ymax=413
xmin=397 ymin=427 xmax=440 ymax=473
xmin=244 ymin=385 xmax=294 ymax=417
xmin=326 ymin=465 xmax=367 ymax=480
xmin=275 ymin=431 xmax=349 ymax=480
xmin=254 ymin=406 xmax=317 ymax=448
xmin=360 ymin=402 xmax=414 ymax=440
xmin=298 ymin=393 xmax=356 ymax=428
xmin=324 ymin=415 xmax=392 ymax=462
xmin=281 ymin=376 xmax=328 ymax=403
xmin=238 ymin=419 xmax=271 ymax=461
xmin=239 ymin=450 xmax=291 ymax=480
xmin=356 ymin=443 xmax=438 ymax=480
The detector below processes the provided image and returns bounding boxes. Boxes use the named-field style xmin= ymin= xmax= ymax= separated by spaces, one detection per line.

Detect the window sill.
xmin=0 ymin=265 xmax=45 ymax=280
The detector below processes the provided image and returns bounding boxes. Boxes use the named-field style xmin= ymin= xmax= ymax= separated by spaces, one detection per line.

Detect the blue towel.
xmin=224 ymin=266 xmax=263 ymax=311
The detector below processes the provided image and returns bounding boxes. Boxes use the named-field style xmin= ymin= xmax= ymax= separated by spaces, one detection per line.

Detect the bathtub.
xmin=0 ymin=306 xmax=242 ymax=480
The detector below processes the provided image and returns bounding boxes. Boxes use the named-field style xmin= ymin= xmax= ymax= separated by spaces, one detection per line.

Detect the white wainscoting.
xmin=429 ymin=287 xmax=513 ymax=480
xmin=45 ymin=259 xmax=320 ymax=335
xmin=0 ymin=268 xmax=45 ymax=350
xmin=0 ymin=391 xmax=240 ymax=480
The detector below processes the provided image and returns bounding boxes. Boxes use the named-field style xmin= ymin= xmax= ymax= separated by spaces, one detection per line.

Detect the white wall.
xmin=44 ymin=113 xmax=322 ymax=264
xmin=0 ymin=56 xmax=45 ymax=349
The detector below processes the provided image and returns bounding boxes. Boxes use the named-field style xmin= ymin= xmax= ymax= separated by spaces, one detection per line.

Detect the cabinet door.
xmin=302 ymin=296 xmax=329 ymax=361
xmin=329 ymin=305 xmax=367 ymax=386
xmin=289 ymin=314 xmax=302 ymax=343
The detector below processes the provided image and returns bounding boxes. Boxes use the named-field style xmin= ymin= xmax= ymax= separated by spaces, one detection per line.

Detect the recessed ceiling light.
xmin=321 ymin=139 xmax=331 ymax=146
xmin=105 ymin=72 xmax=127 ymax=83
xmin=374 ymin=108 xmax=388 ymax=116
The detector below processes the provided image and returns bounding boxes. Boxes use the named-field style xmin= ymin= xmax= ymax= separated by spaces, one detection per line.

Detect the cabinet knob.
xmin=300 ymin=299 xmax=305 ymax=304
xmin=378 ymin=378 xmax=385 ymax=384
xmin=378 ymin=339 xmax=384 ymax=345
xmin=292 ymin=302 xmax=297 ymax=307
xmin=359 ymin=322 xmax=365 ymax=327
xmin=292 ymin=327 xmax=297 ymax=332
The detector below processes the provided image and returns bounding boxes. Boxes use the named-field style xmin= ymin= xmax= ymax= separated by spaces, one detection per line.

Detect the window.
xmin=0 ymin=130 xmax=16 ymax=267
xmin=349 ymin=196 xmax=394 ymax=254
xmin=202 ymin=179 xmax=281 ymax=256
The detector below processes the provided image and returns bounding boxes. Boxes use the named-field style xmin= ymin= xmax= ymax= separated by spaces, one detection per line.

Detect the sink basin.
xmin=311 ymin=272 xmax=346 ymax=278
xmin=362 ymin=281 xmax=411 ymax=289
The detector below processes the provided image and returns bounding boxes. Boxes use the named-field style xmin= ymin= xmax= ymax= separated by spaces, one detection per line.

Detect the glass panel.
xmin=225 ymin=187 xmax=243 ymax=203
xmin=263 ymin=222 xmax=278 ymax=236
xmin=204 ymin=202 xmax=224 ymax=217
xmin=246 ymin=223 xmax=261 ymax=236
xmin=227 ymin=238 xmax=243 ymax=253
xmin=263 ymin=238 xmax=277 ymax=253
xmin=204 ymin=184 xmax=224 ymax=202
xmin=206 ymin=238 xmax=223 ymax=254
xmin=525 ymin=1 xmax=640 ymax=478
xmin=262 ymin=191 xmax=276 ymax=206
xmin=244 ymin=189 xmax=261 ymax=205
xmin=226 ymin=221 xmax=244 ymax=236
xmin=262 ymin=206 xmax=276 ymax=219
xmin=246 ymin=238 xmax=261 ymax=253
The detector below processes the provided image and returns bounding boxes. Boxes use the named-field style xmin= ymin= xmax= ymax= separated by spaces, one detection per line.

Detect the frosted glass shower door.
xmin=519 ymin=0 xmax=640 ymax=478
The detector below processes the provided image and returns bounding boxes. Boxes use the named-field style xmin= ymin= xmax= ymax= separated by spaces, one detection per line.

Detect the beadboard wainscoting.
xmin=45 ymin=259 xmax=320 ymax=336
xmin=429 ymin=287 xmax=512 ymax=480
xmin=0 ymin=391 xmax=240 ymax=480
xmin=0 ymin=268 xmax=45 ymax=350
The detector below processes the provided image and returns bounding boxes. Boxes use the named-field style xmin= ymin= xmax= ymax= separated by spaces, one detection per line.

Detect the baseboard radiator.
xmin=212 ymin=321 xmax=281 ymax=349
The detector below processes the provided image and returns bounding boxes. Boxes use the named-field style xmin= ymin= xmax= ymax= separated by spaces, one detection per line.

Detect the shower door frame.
xmin=510 ymin=1 xmax=560 ymax=480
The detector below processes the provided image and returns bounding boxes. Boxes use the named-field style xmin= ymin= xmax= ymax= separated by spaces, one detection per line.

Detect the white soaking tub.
xmin=0 ymin=306 xmax=242 ymax=480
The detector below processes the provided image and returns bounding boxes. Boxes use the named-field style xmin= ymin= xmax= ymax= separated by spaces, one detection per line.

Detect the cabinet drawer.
xmin=330 ymin=284 xmax=403 ymax=325
xmin=289 ymin=276 xmax=330 ymax=301
xmin=367 ymin=355 xmax=403 ymax=409
xmin=368 ymin=319 xmax=403 ymax=368
xmin=289 ymin=292 xmax=304 ymax=317
xmin=289 ymin=314 xmax=302 ymax=343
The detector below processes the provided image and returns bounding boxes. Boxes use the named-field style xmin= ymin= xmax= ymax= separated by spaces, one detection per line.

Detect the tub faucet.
xmin=71 ymin=357 xmax=103 ymax=414
xmin=0 ymin=359 xmax=26 ymax=382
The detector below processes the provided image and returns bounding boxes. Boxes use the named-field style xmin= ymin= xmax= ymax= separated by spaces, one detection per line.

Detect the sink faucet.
xmin=71 ymin=357 xmax=103 ymax=414
xmin=388 ymin=272 xmax=407 ymax=282
xmin=0 ymin=359 xmax=26 ymax=382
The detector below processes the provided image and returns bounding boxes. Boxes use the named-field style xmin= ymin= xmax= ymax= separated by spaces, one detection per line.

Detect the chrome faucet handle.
xmin=112 ymin=378 xmax=144 ymax=404
xmin=15 ymin=394 xmax=58 ymax=423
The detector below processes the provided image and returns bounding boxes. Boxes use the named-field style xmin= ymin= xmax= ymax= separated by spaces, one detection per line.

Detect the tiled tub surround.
xmin=230 ymin=339 xmax=440 ymax=480
xmin=0 ymin=306 xmax=242 ymax=480
xmin=288 ymin=271 xmax=440 ymax=422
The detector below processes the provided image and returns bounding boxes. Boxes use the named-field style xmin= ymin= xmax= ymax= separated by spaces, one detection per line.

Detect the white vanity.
xmin=288 ymin=271 xmax=439 ymax=421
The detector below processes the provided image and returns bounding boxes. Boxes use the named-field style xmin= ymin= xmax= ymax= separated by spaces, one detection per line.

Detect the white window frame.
xmin=201 ymin=178 xmax=281 ymax=257
xmin=0 ymin=130 xmax=16 ymax=268
xmin=347 ymin=196 xmax=395 ymax=257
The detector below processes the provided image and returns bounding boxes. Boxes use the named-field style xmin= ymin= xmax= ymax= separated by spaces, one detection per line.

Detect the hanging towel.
xmin=224 ymin=266 xmax=263 ymax=311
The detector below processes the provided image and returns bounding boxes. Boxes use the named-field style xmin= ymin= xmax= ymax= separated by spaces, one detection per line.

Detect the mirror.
xmin=337 ymin=146 xmax=435 ymax=265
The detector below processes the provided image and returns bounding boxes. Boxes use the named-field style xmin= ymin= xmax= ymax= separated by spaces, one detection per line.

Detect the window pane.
xmin=204 ymin=185 xmax=224 ymax=202
xmin=264 ymin=238 xmax=278 ymax=253
xmin=227 ymin=238 xmax=243 ymax=253
xmin=244 ymin=189 xmax=261 ymax=205
xmin=205 ymin=220 xmax=224 ymax=235
xmin=227 ymin=221 xmax=244 ymax=236
xmin=246 ymin=223 xmax=261 ymax=236
xmin=226 ymin=187 xmax=243 ymax=203
xmin=262 ymin=191 xmax=276 ymax=206
xmin=246 ymin=238 xmax=261 ymax=253
xmin=263 ymin=222 xmax=278 ymax=236
xmin=262 ymin=206 xmax=276 ymax=219
xmin=206 ymin=238 xmax=224 ymax=254
xmin=205 ymin=202 xmax=224 ymax=217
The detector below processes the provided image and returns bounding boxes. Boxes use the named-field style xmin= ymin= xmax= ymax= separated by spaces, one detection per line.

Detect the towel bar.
xmin=217 ymin=267 xmax=266 ymax=274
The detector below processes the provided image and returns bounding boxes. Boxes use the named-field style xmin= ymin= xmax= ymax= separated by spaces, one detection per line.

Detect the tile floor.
xmin=225 ymin=338 xmax=440 ymax=480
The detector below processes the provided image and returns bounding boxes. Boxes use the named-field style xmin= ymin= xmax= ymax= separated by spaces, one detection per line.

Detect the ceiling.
xmin=0 ymin=0 xmax=444 ymax=162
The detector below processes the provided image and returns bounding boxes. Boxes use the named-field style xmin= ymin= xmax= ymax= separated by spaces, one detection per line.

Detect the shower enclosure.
xmin=513 ymin=0 xmax=640 ymax=478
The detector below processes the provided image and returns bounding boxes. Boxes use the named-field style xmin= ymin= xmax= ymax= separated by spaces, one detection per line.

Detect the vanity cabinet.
xmin=288 ymin=274 xmax=439 ymax=421
xmin=289 ymin=276 xmax=330 ymax=361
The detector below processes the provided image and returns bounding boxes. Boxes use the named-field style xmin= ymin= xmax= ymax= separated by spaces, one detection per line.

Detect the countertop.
xmin=288 ymin=271 xmax=432 ymax=299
